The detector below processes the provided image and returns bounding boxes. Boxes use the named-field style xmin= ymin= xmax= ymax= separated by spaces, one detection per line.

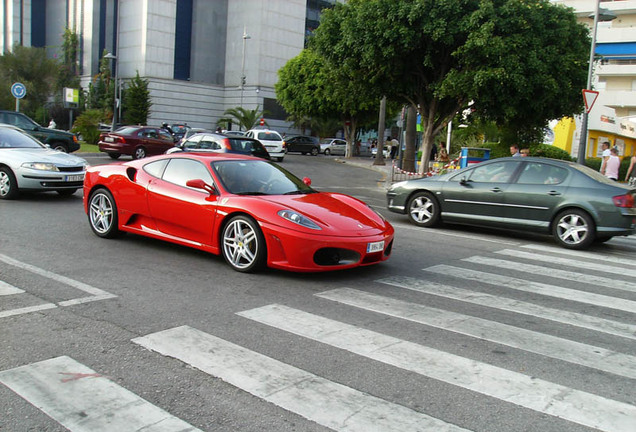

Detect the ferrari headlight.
xmin=278 ymin=209 xmax=321 ymax=230
xmin=22 ymin=162 xmax=59 ymax=171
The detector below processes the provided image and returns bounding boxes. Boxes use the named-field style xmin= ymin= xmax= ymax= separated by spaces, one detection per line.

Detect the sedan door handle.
xmin=548 ymin=190 xmax=561 ymax=196
xmin=490 ymin=187 xmax=503 ymax=193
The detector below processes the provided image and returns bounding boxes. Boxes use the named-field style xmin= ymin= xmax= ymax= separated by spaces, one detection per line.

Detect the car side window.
xmin=162 ymin=158 xmax=213 ymax=189
xmin=517 ymin=163 xmax=568 ymax=185
xmin=143 ymin=160 xmax=169 ymax=178
xmin=158 ymin=129 xmax=173 ymax=141
xmin=468 ymin=161 xmax=517 ymax=183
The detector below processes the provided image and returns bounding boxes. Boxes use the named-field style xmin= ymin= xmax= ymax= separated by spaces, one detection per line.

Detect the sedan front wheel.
xmin=0 ymin=167 xmax=19 ymax=200
xmin=222 ymin=215 xmax=266 ymax=272
xmin=407 ymin=191 xmax=440 ymax=227
xmin=552 ymin=209 xmax=595 ymax=249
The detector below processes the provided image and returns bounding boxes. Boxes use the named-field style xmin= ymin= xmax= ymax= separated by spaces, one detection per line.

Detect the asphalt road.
xmin=1 ymin=153 xmax=635 ymax=432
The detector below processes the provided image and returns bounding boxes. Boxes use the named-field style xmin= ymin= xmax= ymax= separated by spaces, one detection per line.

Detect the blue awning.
xmin=596 ymin=42 xmax=636 ymax=59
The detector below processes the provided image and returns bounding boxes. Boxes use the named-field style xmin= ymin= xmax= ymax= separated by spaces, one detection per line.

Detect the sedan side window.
xmin=162 ymin=159 xmax=213 ymax=189
xmin=468 ymin=161 xmax=518 ymax=183
xmin=517 ymin=163 xmax=568 ymax=185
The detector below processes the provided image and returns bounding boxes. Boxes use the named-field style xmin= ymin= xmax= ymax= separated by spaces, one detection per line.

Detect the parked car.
xmin=285 ymin=135 xmax=320 ymax=156
xmin=98 ymin=126 xmax=176 ymax=159
xmin=170 ymin=123 xmax=191 ymax=141
xmin=320 ymin=138 xmax=347 ymax=156
xmin=179 ymin=128 xmax=212 ymax=144
xmin=0 ymin=124 xmax=87 ymax=199
xmin=0 ymin=110 xmax=79 ymax=153
xmin=167 ymin=132 xmax=270 ymax=160
xmin=245 ymin=129 xmax=286 ymax=161
xmin=372 ymin=145 xmax=391 ymax=158
xmin=387 ymin=156 xmax=636 ymax=249
xmin=224 ymin=130 xmax=246 ymax=136
xmin=84 ymin=153 xmax=394 ymax=272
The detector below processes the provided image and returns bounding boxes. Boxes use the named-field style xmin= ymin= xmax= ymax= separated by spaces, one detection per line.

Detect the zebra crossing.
xmin=2 ymin=244 xmax=635 ymax=431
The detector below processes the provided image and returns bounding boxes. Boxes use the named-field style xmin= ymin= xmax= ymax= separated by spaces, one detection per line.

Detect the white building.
xmin=1 ymin=0 xmax=338 ymax=131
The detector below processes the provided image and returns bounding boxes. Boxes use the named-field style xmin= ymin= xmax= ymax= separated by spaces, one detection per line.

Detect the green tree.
xmin=123 ymin=71 xmax=152 ymax=125
xmin=0 ymin=45 xmax=59 ymax=118
xmin=311 ymin=0 xmax=589 ymax=172
xmin=276 ymin=48 xmax=379 ymax=157
xmin=218 ymin=106 xmax=267 ymax=131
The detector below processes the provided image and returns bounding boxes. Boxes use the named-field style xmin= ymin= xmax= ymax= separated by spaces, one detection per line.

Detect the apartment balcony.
xmin=597 ymin=89 xmax=636 ymax=110
xmin=596 ymin=62 xmax=636 ymax=76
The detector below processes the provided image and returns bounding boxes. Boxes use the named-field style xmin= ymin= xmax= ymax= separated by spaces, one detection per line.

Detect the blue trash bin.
xmin=459 ymin=147 xmax=490 ymax=169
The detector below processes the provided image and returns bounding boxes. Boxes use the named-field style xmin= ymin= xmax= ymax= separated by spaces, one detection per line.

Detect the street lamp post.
xmin=240 ymin=27 xmax=251 ymax=111
xmin=577 ymin=3 xmax=616 ymax=164
xmin=104 ymin=52 xmax=118 ymax=132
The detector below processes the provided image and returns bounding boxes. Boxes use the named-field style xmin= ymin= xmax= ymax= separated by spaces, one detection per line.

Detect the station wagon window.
xmin=162 ymin=158 xmax=213 ymax=189
xmin=468 ymin=161 xmax=518 ymax=183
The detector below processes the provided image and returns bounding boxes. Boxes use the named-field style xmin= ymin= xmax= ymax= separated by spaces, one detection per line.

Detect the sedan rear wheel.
xmin=0 ymin=166 xmax=19 ymax=200
xmin=88 ymin=188 xmax=121 ymax=238
xmin=552 ymin=209 xmax=595 ymax=249
xmin=310 ymin=147 xmax=319 ymax=156
xmin=222 ymin=215 xmax=266 ymax=272
xmin=324 ymin=149 xmax=331 ymax=156
xmin=407 ymin=191 xmax=440 ymax=227
xmin=133 ymin=147 xmax=147 ymax=159
xmin=108 ymin=152 xmax=121 ymax=160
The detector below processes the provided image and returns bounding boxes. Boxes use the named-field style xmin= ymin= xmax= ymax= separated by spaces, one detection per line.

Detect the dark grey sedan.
xmin=386 ymin=157 xmax=636 ymax=249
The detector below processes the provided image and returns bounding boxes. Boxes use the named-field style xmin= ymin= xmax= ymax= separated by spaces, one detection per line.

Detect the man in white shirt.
xmin=599 ymin=141 xmax=611 ymax=175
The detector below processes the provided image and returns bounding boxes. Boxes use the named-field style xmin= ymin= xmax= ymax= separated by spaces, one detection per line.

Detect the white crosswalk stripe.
xmin=0 ymin=356 xmax=200 ymax=432
xmin=520 ymin=243 xmax=636 ymax=266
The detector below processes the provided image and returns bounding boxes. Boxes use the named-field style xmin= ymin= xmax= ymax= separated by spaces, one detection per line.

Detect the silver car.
xmin=0 ymin=124 xmax=87 ymax=199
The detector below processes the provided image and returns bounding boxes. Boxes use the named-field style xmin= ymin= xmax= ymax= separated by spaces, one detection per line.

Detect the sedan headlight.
xmin=388 ymin=181 xmax=408 ymax=192
xmin=21 ymin=162 xmax=59 ymax=171
xmin=278 ymin=209 xmax=321 ymax=230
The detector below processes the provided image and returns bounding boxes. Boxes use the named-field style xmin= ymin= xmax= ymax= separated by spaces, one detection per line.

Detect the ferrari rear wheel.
xmin=407 ymin=191 xmax=440 ymax=227
xmin=88 ymin=188 xmax=121 ymax=238
xmin=222 ymin=215 xmax=266 ymax=272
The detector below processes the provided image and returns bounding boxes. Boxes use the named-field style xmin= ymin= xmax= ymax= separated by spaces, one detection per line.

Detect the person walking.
xmin=605 ymin=147 xmax=620 ymax=181
xmin=599 ymin=141 xmax=611 ymax=175
xmin=625 ymin=154 xmax=636 ymax=186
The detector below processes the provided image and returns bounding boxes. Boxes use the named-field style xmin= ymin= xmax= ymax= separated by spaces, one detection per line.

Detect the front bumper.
xmin=18 ymin=169 xmax=85 ymax=191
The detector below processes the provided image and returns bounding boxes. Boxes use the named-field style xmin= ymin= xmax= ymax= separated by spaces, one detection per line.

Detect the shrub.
xmin=72 ymin=109 xmax=105 ymax=144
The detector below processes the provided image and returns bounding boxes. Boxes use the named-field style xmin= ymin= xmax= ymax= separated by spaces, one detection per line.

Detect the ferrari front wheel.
xmin=88 ymin=188 xmax=121 ymax=238
xmin=222 ymin=215 xmax=266 ymax=272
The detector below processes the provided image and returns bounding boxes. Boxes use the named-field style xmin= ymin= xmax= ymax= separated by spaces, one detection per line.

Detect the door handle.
xmin=548 ymin=190 xmax=561 ymax=196
xmin=490 ymin=187 xmax=502 ymax=193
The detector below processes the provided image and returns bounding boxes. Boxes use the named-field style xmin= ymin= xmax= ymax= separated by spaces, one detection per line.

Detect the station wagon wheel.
xmin=407 ymin=191 xmax=440 ymax=227
xmin=88 ymin=188 xmax=121 ymax=238
xmin=222 ymin=215 xmax=266 ymax=272
xmin=0 ymin=166 xmax=19 ymax=200
xmin=552 ymin=209 xmax=595 ymax=249
xmin=310 ymin=147 xmax=319 ymax=156
xmin=133 ymin=147 xmax=147 ymax=159
xmin=52 ymin=143 xmax=68 ymax=152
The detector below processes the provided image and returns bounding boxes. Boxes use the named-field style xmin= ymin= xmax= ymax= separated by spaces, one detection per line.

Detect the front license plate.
xmin=65 ymin=174 xmax=84 ymax=182
xmin=367 ymin=241 xmax=384 ymax=253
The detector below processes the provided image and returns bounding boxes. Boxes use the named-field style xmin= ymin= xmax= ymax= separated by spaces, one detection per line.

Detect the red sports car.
xmin=83 ymin=153 xmax=394 ymax=272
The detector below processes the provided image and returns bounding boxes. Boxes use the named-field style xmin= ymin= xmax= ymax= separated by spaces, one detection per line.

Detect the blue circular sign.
xmin=11 ymin=82 xmax=26 ymax=99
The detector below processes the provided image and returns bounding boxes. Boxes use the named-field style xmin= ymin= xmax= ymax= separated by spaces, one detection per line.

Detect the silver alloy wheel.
xmin=409 ymin=195 xmax=434 ymax=223
xmin=89 ymin=192 xmax=114 ymax=235
xmin=134 ymin=147 xmax=146 ymax=159
xmin=223 ymin=218 xmax=259 ymax=270
xmin=555 ymin=212 xmax=589 ymax=246
xmin=0 ymin=171 xmax=10 ymax=197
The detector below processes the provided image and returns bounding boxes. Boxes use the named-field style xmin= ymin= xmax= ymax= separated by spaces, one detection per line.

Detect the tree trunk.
xmin=403 ymin=104 xmax=417 ymax=173
xmin=344 ymin=118 xmax=357 ymax=158
xmin=374 ymin=96 xmax=386 ymax=166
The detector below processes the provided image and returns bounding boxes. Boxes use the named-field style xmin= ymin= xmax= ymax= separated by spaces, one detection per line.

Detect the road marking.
xmin=133 ymin=326 xmax=470 ymax=432
xmin=0 ymin=254 xmax=116 ymax=318
xmin=521 ymin=243 xmax=636 ymax=265
xmin=0 ymin=280 xmax=23 ymax=295
xmin=425 ymin=264 xmax=636 ymax=314
xmin=391 ymin=222 xmax=520 ymax=245
xmin=316 ymin=288 xmax=636 ymax=378
xmin=463 ymin=256 xmax=636 ymax=293
xmin=0 ymin=356 xmax=200 ymax=432
xmin=238 ymin=304 xmax=636 ymax=432
xmin=375 ymin=275 xmax=636 ymax=340
xmin=496 ymin=249 xmax=636 ymax=277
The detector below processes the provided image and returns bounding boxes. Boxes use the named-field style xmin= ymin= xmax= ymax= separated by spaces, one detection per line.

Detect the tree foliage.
xmin=123 ymin=71 xmax=151 ymax=125
xmin=217 ymin=106 xmax=268 ymax=131
xmin=311 ymin=0 xmax=590 ymax=172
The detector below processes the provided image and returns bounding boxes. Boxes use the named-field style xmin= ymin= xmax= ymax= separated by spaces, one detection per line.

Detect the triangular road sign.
xmin=582 ymin=89 xmax=599 ymax=114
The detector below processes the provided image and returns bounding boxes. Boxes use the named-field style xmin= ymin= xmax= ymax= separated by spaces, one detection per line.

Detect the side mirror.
xmin=459 ymin=176 xmax=468 ymax=186
xmin=303 ymin=177 xmax=312 ymax=186
xmin=186 ymin=179 xmax=215 ymax=194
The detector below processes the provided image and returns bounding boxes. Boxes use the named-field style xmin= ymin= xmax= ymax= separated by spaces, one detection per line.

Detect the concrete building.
xmin=1 ymin=0 xmax=338 ymax=132
xmin=552 ymin=0 xmax=636 ymax=158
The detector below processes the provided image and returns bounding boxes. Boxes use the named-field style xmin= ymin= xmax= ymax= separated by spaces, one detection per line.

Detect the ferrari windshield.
xmin=212 ymin=159 xmax=315 ymax=195
xmin=0 ymin=127 xmax=45 ymax=149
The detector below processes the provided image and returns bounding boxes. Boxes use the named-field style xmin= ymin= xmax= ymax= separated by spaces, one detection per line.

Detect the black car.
xmin=0 ymin=110 xmax=79 ymax=153
xmin=167 ymin=132 xmax=270 ymax=160
xmin=285 ymin=135 xmax=320 ymax=156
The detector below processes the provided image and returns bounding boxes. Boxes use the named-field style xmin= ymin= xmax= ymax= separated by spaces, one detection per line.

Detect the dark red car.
xmin=83 ymin=153 xmax=394 ymax=272
xmin=98 ymin=126 xmax=176 ymax=160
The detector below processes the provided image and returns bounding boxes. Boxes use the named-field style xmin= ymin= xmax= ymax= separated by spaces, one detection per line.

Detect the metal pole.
xmin=577 ymin=0 xmax=601 ymax=165
xmin=240 ymin=27 xmax=250 ymax=111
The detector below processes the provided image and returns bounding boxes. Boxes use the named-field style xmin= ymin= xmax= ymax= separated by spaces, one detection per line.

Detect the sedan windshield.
xmin=0 ymin=128 xmax=45 ymax=149
xmin=212 ymin=160 xmax=315 ymax=195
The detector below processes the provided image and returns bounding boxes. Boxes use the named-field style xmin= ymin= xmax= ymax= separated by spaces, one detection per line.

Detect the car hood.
xmin=3 ymin=148 xmax=87 ymax=165
xmin=260 ymin=192 xmax=390 ymax=235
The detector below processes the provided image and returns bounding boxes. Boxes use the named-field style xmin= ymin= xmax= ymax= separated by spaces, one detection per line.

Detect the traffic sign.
xmin=582 ymin=89 xmax=599 ymax=114
xmin=260 ymin=118 xmax=265 ymax=126
xmin=11 ymin=82 xmax=26 ymax=99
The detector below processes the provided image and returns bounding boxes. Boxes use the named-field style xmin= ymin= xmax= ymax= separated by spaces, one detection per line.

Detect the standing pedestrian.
xmin=389 ymin=137 xmax=398 ymax=159
xmin=605 ymin=148 xmax=620 ymax=181
xmin=625 ymin=154 xmax=636 ymax=186
xmin=48 ymin=118 xmax=56 ymax=129
xmin=599 ymin=141 xmax=611 ymax=175
xmin=510 ymin=144 xmax=521 ymax=157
